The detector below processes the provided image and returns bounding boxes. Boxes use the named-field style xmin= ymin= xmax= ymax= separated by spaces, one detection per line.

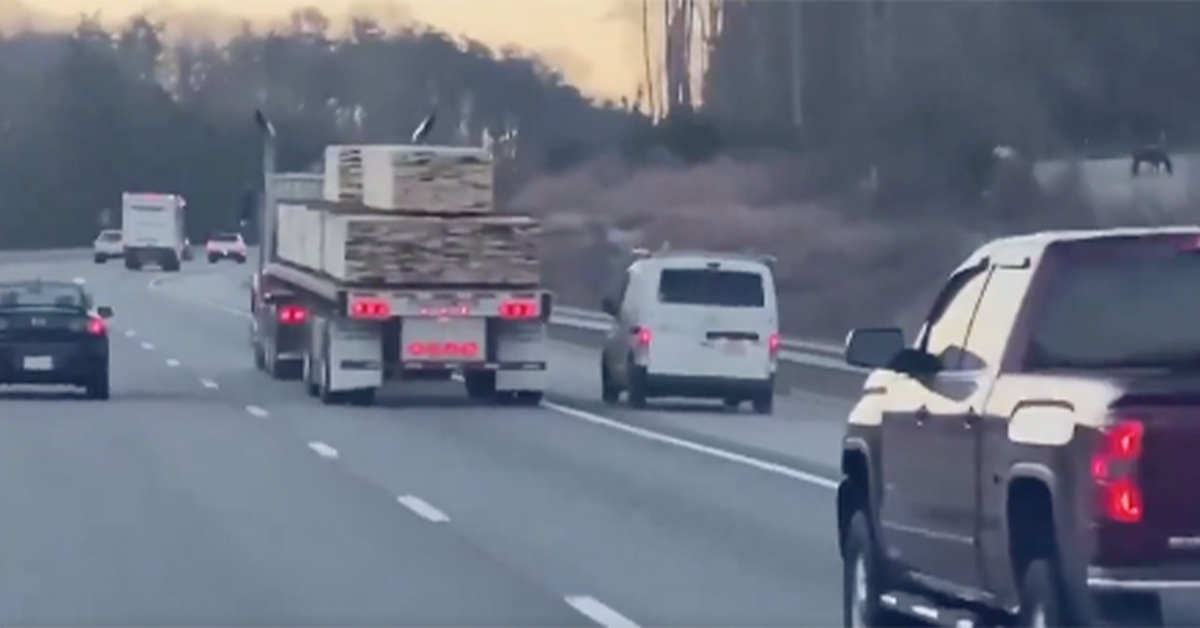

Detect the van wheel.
xmin=627 ymin=361 xmax=648 ymax=409
xmin=842 ymin=511 xmax=901 ymax=627
xmin=752 ymin=392 xmax=774 ymax=415
xmin=1016 ymin=559 xmax=1072 ymax=627
xmin=600 ymin=359 xmax=620 ymax=405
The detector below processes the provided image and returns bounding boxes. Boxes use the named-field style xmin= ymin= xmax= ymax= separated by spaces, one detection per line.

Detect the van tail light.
xmin=1092 ymin=419 xmax=1145 ymax=523
xmin=87 ymin=317 xmax=106 ymax=335
xmin=634 ymin=327 xmax=652 ymax=347
xmin=278 ymin=305 xmax=307 ymax=324
xmin=768 ymin=333 xmax=781 ymax=358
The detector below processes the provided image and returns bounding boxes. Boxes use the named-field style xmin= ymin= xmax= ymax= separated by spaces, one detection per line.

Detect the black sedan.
xmin=0 ymin=280 xmax=113 ymax=399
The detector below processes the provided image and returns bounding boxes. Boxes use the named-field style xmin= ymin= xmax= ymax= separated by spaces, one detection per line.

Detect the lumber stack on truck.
xmin=277 ymin=144 xmax=540 ymax=286
xmin=322 ymin=145 xmax=493 ymax=213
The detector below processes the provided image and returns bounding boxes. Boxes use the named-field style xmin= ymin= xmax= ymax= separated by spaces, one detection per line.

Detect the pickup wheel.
xmin=842 ymin=511 xmax=900 ymax=627
xmin=1016 ymin=559 xmax=1072 ymax=627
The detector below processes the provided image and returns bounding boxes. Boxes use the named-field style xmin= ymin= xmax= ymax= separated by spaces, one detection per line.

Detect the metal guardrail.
xmin=550 ymin=306 xmax=864 ymax=374
xmin=0 ymin=247 xmax=865 ymax=374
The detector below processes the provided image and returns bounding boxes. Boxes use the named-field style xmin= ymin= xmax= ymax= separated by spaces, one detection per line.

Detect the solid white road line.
xmin=140 ymin=341 xmax=154 ymax=350
xmin=308 ymin=441 xmax=339 ymax=459
xmin=166 ymin=358 xmax=180 ymax=367
xmin=564 ymin=596 xmax=639 ymax=628
xmin=396 ymin=495 xmax=450 ymax=523
xmin=542 ymin=401 xmax=839 ymax=490
xmin=245 ymin=405 xmax=269 ymax=418
xmin=200 ymin=379 xmax=219 ymax=389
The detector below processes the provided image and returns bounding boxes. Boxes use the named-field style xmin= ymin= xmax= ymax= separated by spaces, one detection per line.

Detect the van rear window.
xmin=657 ymin=269 xmax=765 ymax=307
xmin=1027 ymin=251 xmax=1200 ymax=370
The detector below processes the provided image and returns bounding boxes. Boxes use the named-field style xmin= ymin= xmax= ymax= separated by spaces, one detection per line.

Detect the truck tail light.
xmin=278 ymin=305 xmax=306 ymax=324
xmin=350 ymin=298 xmax=390 ymax=319
xmin=1092 ymin=419 xmax=1145 ymax=523
xmin=499 ymin=299 xmax=538 ymax=319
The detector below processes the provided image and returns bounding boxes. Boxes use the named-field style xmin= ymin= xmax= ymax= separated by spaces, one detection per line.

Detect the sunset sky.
xmin=30 ymin=0 xmax=646 ymax=100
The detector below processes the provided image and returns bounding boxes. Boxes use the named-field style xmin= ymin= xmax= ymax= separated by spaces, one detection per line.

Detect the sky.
xmin=31 ymin=0 xmax=647 ymax=100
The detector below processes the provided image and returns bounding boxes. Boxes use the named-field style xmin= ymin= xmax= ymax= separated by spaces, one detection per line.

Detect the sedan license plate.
xmin=22 ymin=356 xmax=52 ymax=371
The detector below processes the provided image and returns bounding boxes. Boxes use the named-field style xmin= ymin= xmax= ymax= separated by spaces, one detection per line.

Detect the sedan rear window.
xmin=657 ymin=269 xmax=766 ymax=307
xmin=0 ymin=283 xmax=86 ymax=309
xmin=1027 ymin=251 xmax=1200 ymax=370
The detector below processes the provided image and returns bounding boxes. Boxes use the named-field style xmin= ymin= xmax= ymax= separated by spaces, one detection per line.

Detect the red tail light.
xmin=86 ymin=318 xmax=105 ymax=335
xmin=1093 ymin=419 xmax=1145 ymax=523
xmin=278 ymin=305 xmax=306 ymax=324
xmin=350 ymin=298 xmax=390 ymax=319
xmin=635 ymin=327 xmax=652 ymax=347
xmin=499 ymin=299 xmax=538 ymax=319
xmin=768 ymin=333 xmax=781 ymax=357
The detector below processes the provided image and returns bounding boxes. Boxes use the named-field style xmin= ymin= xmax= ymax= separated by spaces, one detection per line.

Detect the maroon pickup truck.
xmin=837 ymin=227 xmax=1200 ymax=627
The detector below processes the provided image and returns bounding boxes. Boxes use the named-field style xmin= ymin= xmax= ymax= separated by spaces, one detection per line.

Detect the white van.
xmin=600 ymin=250 xmax=779 ymax=413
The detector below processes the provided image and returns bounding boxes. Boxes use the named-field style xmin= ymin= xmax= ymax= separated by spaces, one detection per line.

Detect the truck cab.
xmin=837 ymin=227 xmax=1200 ymax=627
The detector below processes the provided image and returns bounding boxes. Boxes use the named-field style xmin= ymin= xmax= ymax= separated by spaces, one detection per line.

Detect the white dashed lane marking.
xmin=124 ymin=330 xmax=136 ymax=338
xmin=200 ymin=379 xmax=219 ymax=389
xmin=307 ymin=442 xmax=338 ymax=459
xmin=564 ymin=596 xmax=639 ymax=628
xmin=140 ymin=341 xmax=154 ymax=350
xmin=396 ymin=495 xmax=450 ymax=523
xmin=245 ymin=405 xmax=269 ymax=418
xmin=166 ymin=358 xmax=180 ymax=367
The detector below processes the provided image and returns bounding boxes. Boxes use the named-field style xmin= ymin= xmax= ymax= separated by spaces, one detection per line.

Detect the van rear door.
xmin=643 ymin=260 xmax=777 ymax=380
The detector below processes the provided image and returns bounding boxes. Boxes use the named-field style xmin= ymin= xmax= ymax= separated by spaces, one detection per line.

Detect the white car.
xmin=599 ymin=249 xmax=780 ymax=413
xmin=206 ymin=232 xmax=247 ymax=263
xmin=92 ymin=229 xmax=123 ymax=263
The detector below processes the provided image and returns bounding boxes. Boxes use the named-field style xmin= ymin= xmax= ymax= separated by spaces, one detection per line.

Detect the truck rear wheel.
xmin=124 ymin=256 xmax=140 ymax=270
xmin=464 ymin=371 xmax=496 ymax=400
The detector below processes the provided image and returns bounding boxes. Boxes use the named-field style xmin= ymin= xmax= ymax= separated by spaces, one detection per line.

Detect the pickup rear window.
xmin=657 ymin=269 xmax=766 ymax=307
xmin=1027 ymin=253 xmax=1200 ymax=369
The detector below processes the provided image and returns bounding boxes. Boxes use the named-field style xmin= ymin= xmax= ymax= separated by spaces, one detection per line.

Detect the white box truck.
xmin=121 ymin=192 xmax=186 ymax=271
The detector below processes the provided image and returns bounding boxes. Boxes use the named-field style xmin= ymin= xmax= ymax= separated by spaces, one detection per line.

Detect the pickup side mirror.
xmin=845 ymin=327 xmax=906 ymax=369
xmin=600 ymin=296 xmax=618 ymax=316
xmin=96 ymin=305 xmax=114 ymax=319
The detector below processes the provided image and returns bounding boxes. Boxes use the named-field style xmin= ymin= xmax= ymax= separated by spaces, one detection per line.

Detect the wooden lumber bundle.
xmin=326 ymin=214 xmax=539 ymax=285
xmin=278 ymin=203 xmax=540 ymax=286
xmin=322 ymin=145 xmax=493 ymax=214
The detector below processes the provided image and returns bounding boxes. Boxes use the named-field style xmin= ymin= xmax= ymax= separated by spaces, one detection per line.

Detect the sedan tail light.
xmin=87 ymin=318 xmax=106 ymax=335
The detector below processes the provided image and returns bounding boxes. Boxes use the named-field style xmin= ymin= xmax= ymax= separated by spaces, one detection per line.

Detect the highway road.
xmin=3 ymin=252 xmax=1200 ymax=626
xmin=0 ymin=253 xmax=852 ymax=627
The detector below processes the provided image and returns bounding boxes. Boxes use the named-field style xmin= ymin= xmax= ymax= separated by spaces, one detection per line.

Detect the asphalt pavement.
xmin=0 ymin=254 xmax=849 ymax=626
xmin=4 ymin=253 xmax=1199 ymax=626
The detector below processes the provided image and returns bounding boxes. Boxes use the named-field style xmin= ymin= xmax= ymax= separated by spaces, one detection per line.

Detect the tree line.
xmin=0 ymin=2 xmax=1196 ymax=248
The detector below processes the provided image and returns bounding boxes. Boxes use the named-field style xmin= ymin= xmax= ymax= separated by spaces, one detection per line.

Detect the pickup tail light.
xmin=278 ymin=305 xmax=306 ymax=324
xmin=1092 ymin=419 xmax=1145 ymax=523
xmin=87 ymin=317 xmax=105 ymax=335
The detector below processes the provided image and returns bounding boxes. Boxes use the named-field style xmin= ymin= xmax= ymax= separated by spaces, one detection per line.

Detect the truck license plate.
xmin=402 ymin=318 xmax=487 ymax=362
xmin=23 ymin=356 xmax=52 ymax=371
